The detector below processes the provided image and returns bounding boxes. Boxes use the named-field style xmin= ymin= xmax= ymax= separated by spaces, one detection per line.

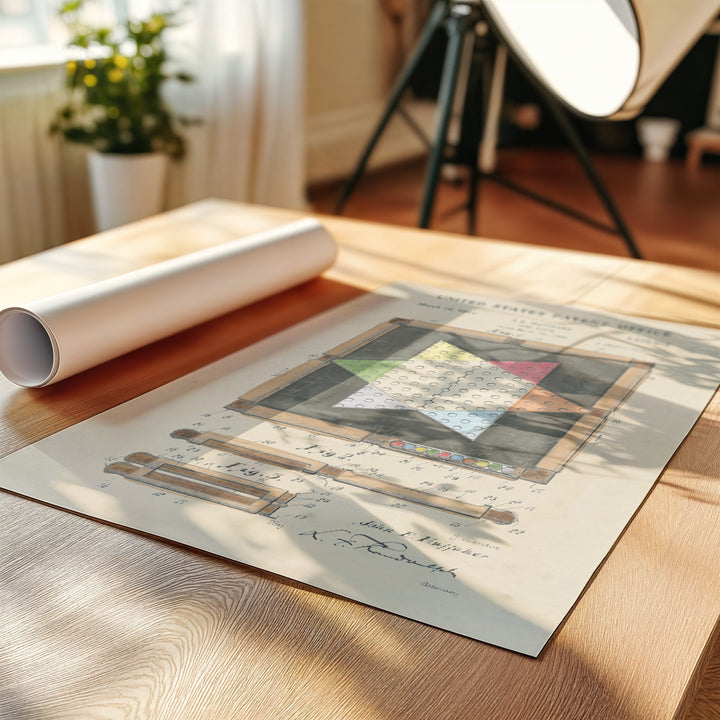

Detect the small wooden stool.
xmin=686 ymin=127 xmax=720 ymax=170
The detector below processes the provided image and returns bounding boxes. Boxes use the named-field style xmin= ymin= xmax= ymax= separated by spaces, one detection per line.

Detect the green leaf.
xmin=50 ymin=2 xmax=196 ymax=159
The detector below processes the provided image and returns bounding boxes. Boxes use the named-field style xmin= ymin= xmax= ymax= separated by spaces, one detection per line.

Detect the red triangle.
xmin=489 ymin=361 xmax=558 ymax=384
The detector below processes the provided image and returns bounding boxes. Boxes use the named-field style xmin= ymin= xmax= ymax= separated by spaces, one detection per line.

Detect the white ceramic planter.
xmin=636 ymin=117 xmax=681 ymax=163
xmin=87 ymin=151 xmax=169 ymax=231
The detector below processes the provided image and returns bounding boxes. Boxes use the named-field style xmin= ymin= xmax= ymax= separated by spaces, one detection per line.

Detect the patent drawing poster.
xmin=1 ymin=285 xmax=718 ymax=656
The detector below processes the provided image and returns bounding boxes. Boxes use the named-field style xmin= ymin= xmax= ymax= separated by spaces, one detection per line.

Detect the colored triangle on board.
xmin=416 ymin=341 xmax=480 ymax=364
xmin=420 ymin=409 xmax=505 ymax=440
xmin=334 ymin=359 xmax=405 ymax=383
xmin=489 ymin=361 xmax=558 ymax=384
xmin=334 ymin=384 xmax=413 ymax=410
xmin=509 ymin=386 xmax=586 ymax=413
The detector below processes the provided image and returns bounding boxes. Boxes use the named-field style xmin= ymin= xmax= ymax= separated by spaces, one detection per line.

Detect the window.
xmin=0 ymin=1 xmax=136 ymax=68
xmin=0 ymin=0 xmax=53 ymax=48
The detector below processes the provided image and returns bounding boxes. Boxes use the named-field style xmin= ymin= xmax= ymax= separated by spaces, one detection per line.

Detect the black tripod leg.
xmin=464 ymin=51 xmax=486 ymax=236
xmin=419 ymin=10 xmax=473 ymax=228
xmin=466 ymin=36 xmax=497 ymax=235
xmin=334 ymin=0 xmax=447 ymax=214
xmin=541 ymin=91 xmax=643 ymax=259
xmin=467 ymin=158 xmax=480 ymax=235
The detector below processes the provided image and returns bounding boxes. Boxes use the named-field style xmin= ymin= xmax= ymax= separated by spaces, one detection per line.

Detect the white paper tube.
xmin=0 ymin=218 xmax=337 ymax=388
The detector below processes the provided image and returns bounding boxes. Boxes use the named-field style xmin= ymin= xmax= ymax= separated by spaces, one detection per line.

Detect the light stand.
xmin=334 ymin=0 xmax=643 ymax=259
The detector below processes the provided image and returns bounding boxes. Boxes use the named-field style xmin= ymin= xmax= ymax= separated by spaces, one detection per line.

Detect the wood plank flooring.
xmin=310 ymin=148 xmax=720 ymax=272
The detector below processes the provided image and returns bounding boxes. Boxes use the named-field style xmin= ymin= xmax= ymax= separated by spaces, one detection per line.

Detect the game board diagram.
xmin=104 ymin=318 xmax=650 ymax=523
xmin=227 ymin=318 xmax=651 ymax=484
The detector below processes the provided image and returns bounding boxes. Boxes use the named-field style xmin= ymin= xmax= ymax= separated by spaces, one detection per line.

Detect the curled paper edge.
xmin=0 ymin=218 xmax=337 ymax=388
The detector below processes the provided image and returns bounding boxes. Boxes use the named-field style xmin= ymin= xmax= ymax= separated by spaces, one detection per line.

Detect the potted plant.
xmin=50 ymin=0 xmax=193 ymax=231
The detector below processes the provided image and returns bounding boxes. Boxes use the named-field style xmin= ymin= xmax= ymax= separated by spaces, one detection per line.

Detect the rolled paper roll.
xmin=0 ymin=218 xmax=337 ymax=387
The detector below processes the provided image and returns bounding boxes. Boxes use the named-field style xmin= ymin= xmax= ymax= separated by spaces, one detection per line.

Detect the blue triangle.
xmin=420 ymin=410 xmax=504 ymax=440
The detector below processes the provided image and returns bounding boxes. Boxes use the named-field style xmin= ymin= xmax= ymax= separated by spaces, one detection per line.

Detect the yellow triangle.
xmin=416 ymin=341 xmax=480 ymax=364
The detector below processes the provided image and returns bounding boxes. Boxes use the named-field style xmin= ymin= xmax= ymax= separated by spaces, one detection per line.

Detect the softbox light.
xmin=483 ymin=0 xmax=720 ymax=119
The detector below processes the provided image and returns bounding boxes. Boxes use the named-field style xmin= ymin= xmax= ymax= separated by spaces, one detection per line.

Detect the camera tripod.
xmin=334 ymin=0 xmax=642 ymax=259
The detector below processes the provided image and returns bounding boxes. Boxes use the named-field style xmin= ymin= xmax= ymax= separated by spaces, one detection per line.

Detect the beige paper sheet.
xmin=0 ymin=284 xmax=718 ymax=656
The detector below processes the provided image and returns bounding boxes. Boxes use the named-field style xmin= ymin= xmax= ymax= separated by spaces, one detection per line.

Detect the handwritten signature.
xmin=299 ymin=529 xmax=457 ymax=578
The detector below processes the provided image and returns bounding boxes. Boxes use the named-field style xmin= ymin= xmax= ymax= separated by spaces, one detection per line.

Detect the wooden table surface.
xmin=1 ymin=199 xmax=719 ymax=720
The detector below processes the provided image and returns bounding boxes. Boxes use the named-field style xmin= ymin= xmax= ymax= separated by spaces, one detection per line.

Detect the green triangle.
xmin=334 ymin=359 xmax=405 ymax=383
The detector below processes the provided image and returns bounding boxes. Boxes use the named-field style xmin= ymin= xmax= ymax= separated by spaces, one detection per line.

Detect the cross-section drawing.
xmin=105 ymin=452 xmax=295 ymax=515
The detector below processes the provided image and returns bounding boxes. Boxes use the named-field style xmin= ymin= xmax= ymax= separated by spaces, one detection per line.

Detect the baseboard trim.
xmin=305 ymin=98 xmax=437 ymax=185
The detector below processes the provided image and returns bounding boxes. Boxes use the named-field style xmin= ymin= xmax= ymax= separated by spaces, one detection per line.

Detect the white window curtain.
xmin=0 ymin=64 xmax=70 ymax=264
xmin=0 ymin=0 xmax=306 ymax=263
xmin=167 ymin=0 xmax=306 ymax=210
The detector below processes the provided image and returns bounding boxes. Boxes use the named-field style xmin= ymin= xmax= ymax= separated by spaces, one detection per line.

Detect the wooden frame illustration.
xmin=170 ymin=428 xmax=516 ymax=524
xmin=227 ymin=318 xmax=652 ymax=484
